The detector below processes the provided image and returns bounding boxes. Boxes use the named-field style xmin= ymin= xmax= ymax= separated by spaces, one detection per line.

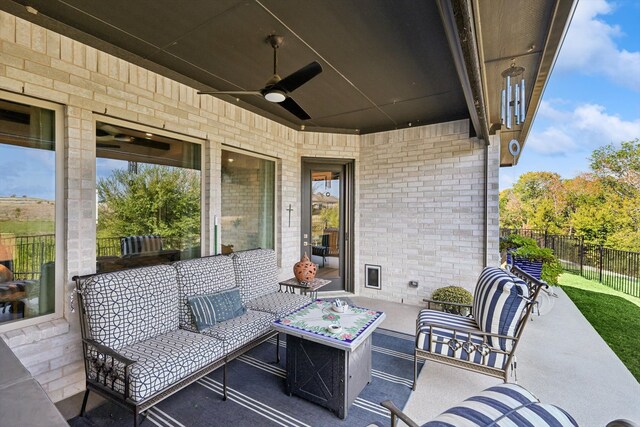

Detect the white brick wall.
xmin=0 ymin=11 xmax=499 ymax=402
xmin=358 ymin=124 xmax=500 ymax=305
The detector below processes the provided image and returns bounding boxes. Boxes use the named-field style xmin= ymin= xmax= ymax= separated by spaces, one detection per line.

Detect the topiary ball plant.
xmin=431 ymin=286 xmax=473 ymax=315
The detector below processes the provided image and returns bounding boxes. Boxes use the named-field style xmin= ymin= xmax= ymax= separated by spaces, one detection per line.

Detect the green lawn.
xmin=559 ymin=273 xmax=640 ymax=381
xmin=0 ymin=220 xmax=54 ymax=235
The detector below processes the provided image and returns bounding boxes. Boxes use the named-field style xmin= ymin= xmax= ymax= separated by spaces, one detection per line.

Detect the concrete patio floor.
xmin=57 ymin=290 xmax=639 ymax=425
xmin=352 ymin=289 xmax=640 ymax=426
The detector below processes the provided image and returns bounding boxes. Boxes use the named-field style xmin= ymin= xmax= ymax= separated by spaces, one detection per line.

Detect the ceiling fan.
xmin=96 ymin=124 xmax=170 ymax=150
xmin=197 ymin=35 xmax=322 ymax=120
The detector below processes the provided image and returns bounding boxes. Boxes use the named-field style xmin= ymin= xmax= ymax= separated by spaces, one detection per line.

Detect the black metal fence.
xmin=96 ymin=237 xmax=121 ymax=257
xmin=501 ymin=229 xmax=640 ymax=298
xmin=1 ymin=234 xmax=56 ymax=280
xmin=3 ymin=234 xmax=201 ymax=278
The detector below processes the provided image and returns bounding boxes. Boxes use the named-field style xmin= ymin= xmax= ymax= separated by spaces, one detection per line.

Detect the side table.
xmin=278 ymin=277 xmax=330 ymax=300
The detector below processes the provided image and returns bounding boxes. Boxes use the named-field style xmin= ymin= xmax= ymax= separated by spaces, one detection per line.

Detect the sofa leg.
xmin=134 ymin=409 xmax=148 ymax=427
xmin=412 ymin=352 xmax=418 ymax=391
xmin=276 ymin=334 xmax=280 ymax=363
xmin=223 ymin=362 xmax=228 ymax=401
xmin=79 ymin=389 xmax=90 ymax=417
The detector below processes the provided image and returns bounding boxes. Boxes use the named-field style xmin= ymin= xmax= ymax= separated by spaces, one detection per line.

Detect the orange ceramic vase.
xmin=0 ymin=264 xmax=13 ymax=283
xmin=293 ymin=253 xmax=317 ymax=283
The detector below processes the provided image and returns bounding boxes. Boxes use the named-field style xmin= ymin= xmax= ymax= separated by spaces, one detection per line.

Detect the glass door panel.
xmin=302 ymin=159 xmax=353 ymax=293
xmin=311 ymin=170 xmax=341 ymax=287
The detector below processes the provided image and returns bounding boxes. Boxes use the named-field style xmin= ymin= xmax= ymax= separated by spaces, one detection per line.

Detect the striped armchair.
xmin=413 ymin=266 xmax=545 ymax=389
xmin=380 ymin=383 xmax=637 ymax=427
xmin=120 ymin=235 xmax=163 ymax=256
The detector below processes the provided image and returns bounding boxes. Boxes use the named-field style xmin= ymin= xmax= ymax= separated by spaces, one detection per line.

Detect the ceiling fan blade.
xmin=274 ymin=61 xmax=322 ymax=93
xmin=197 ymin=90 xmax=262 ymax=96
xmin=98 ymin=124 xmax=122 ymax=135
xmin=96 ymin=143 xmax=120 ymax=149
xmin=279 ymin=97 xmax=311 ymax=120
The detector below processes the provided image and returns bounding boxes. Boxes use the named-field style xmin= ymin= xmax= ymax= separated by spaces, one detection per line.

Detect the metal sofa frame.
xmin=72 ymin=273 xmax=280 ymax=427
xmin=413 ymin=265 xmax=546 ymax=388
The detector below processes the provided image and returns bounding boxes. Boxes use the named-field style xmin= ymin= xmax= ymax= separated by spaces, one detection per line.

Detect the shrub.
xmin=502 ymin=233 xmax=562 ymax=285
xmin=541 ymin=258 xmax=563 ymax=285
xmin=431 ymin=286 xmax=473 ymax=315
xmin=499 ymin=234 xmax=537 ymax=252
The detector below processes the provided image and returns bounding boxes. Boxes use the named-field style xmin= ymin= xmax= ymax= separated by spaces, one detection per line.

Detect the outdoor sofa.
xmin=73 ymin=248 xmax=309 ymax=426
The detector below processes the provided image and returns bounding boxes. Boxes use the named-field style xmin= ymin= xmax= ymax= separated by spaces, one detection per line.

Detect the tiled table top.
xmin=272 ymin=299 xmax=385 ymax=351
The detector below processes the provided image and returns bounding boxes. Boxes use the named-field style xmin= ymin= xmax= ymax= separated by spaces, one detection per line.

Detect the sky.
xmin=500 ymin=0 xmax=640 ymax=190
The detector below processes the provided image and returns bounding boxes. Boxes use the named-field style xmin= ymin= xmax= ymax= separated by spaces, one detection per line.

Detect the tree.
xmin=510 ymin=172 xmax=567 ymax=231
xmin=501 ymin=140 xmax=640 ymax=252
xmin=590 ymin=139 xmax=640 ymax=194
xmin=570 ymin=199 xmax=619 ymax=245
xmin=97 ymin=165 xmax=200 ymax=247
xmin=499 ymin=189 xmax=526 ymax=229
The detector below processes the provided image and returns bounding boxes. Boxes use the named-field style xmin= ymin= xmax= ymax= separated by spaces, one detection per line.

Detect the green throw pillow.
xmin=188 ymin=288 xmax=246 ymax=331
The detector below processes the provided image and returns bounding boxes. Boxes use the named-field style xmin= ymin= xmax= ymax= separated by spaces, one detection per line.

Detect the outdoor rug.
xmin=71 ymin=329 xmax=424 ymax=427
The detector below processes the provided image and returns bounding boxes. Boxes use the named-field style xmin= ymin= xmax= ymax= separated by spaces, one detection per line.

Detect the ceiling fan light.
xmin=265 ymin=90 xmax=286 ymax=103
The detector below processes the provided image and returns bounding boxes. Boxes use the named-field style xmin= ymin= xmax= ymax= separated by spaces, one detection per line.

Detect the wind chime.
xmin=501 ymin=62 xmax=526 ymax=165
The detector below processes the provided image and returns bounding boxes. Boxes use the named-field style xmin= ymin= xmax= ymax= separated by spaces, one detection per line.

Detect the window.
xmin=0 ymin=97 xmax=58 ymax=326
xmin=95 ymin=119 xmax=201 ymax=272
xmin=221 ymin=149 xmax=275 ymax=252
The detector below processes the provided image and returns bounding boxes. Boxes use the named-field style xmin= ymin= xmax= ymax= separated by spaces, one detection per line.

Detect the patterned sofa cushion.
xmin=88 ymin=329 xmax=225 ymax=402
xmin=422 ymin=383 xmax=578 ymax=426
xmin=231 ymin=249 xmax=279 ymax=303
xmin=472 ymin=267 xmax=529 ymax=351
xmin=416 ymin=310 xmax=507 ymax=369
xmin=80 ymin=264 xmax=178 ymax=350
xmin=199 ymin=309 xmax=275 ymax=354
xmin=244 ymin=292 xmax=310 ymax=317
xmin=174 ymin=255 xmax=237 ymax=331
xmin=120 ymin=235 xmax=163 ymax=255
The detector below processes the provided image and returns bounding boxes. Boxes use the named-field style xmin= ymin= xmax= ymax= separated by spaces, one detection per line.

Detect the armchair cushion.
xmin=188 ymin=288 xmax=246 ymax=331
xmin=472 ymin=267 xmax=529 ymax=351
xmin=422 ymin=383 xmax=578 ymax=426
xmin=416 ymin=310 xmax=507 ymax=369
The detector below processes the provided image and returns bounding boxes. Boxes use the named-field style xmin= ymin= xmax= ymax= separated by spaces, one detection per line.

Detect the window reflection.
xmin=0 ymin=99 xmax=56 ymax=324
xmin=221 ymin=150 xmax=275 ymax=252
xmin=95 ymin=122 xmax=201 ymax=272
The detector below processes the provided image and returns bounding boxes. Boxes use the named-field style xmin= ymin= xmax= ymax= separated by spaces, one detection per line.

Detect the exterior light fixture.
xmin=264 ymin=90 xmax=286 ymax=103
xmin=500 ymin=62 xmax=526 ymax=129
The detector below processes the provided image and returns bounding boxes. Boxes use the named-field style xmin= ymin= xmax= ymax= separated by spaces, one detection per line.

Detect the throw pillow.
xmin=188 ymin=288 xmax=246 ymax=331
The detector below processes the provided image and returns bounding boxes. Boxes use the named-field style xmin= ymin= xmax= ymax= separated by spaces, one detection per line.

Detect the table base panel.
xmin=285 ymin=334 xmax=372 ymax=419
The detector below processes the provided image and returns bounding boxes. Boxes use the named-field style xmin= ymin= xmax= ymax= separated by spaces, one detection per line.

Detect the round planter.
xmin=507 ymin=252 xmax=543 ymax=279
xmin=293 ymin=253 xmax=317 ymax=283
